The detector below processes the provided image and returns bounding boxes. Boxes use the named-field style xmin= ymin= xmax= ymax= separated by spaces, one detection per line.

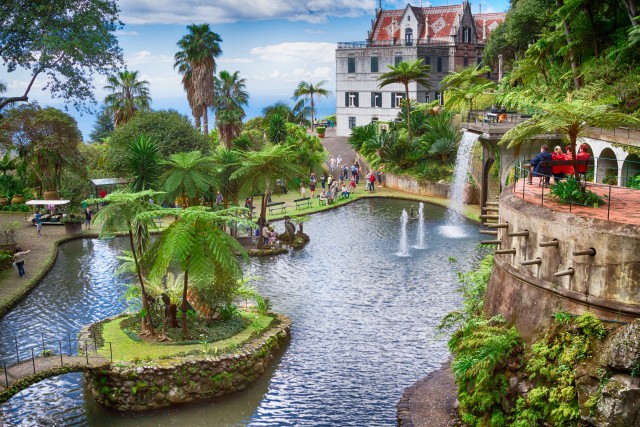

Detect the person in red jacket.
xmin=368 ymin=170 xmax=376 ymax=192
xmin=551 ymin=146 xmax=565 ymax=183
xmin=564 ymin=145 xmax=575 ymax=178
xmin=576 ymin=143 xmax=591 ymax=180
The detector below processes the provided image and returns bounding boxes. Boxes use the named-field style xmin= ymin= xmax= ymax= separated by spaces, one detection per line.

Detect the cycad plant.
xmin=137 ymin=207 xmax=252 ymax=339
xmin=125 ymin=135 xmax=161 ymax=191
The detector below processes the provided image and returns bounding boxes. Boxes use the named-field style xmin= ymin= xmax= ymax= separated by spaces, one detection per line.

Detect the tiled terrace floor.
xmin=510 ymin=179 xmax=640 ymax=226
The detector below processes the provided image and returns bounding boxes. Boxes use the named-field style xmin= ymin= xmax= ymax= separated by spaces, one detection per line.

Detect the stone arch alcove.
xmin=596 ymin=147 xmax=618 ymax=185
xmin=621 ymin=153 xmax=640 ymax=187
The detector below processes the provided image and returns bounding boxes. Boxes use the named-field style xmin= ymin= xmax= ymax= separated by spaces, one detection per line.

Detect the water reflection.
xmin=0 ymin=199 xmax=485 ymax=426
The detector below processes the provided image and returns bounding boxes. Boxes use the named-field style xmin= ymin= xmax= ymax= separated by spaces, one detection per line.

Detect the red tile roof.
xmin=474 ymin=13 xmax=506 ymax=41
xmin=369 ymin=4 xmax=505 ymax=45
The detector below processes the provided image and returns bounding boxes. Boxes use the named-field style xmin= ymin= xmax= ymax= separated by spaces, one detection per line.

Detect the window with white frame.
xmin=371 ymin=92 xmax=382 ymax=107
xmin=348 ymin=117 xmax=356 ymax=129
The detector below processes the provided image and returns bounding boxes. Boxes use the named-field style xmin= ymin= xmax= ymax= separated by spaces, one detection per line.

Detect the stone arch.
xmin=597 ymin=148 xmax=618 ymax=185
xmin=622 ymin=153 xmax=640 ymax=187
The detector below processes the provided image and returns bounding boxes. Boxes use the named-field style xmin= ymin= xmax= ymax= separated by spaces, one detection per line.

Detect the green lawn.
xmin=99 ymin=311 xmax=274 ymax=362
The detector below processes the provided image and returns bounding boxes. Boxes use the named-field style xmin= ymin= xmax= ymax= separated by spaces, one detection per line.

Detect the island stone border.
xmin=82 ymin=313 xmax=291 ymax=411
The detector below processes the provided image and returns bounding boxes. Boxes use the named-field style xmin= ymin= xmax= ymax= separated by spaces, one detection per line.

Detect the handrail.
xmin=510 ymin=162 xmax=640 ymax=224
xmin=1 ymin=332 xmax=113 ymax=389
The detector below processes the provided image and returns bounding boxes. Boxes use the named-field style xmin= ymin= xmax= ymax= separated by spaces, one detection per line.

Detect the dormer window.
xmin=462 ymin=27 xmax=472 ymax=43
xmin=405 ymin=28 xmax=413 ymax=46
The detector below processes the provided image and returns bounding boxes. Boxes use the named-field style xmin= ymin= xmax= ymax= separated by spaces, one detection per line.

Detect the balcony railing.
xmin=337 ymin=39 xmax=453 ymax=49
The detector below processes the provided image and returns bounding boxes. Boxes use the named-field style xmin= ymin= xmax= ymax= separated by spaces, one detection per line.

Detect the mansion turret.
xmin=335 ymin=1 xmax=505 ymax=136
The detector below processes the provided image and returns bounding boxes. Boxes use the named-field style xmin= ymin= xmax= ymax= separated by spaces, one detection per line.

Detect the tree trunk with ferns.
xmin=128 ymin=228 xmax=155 ymax=336
xmin=181 ymin=268 xmax=189 ymax=339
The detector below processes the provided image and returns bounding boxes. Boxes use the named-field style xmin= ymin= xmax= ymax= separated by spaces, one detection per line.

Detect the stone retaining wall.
xmin=85 ymin=314 xmax=291 ymax=411
xmin=485 ymin=191 xmax=640 ymax=342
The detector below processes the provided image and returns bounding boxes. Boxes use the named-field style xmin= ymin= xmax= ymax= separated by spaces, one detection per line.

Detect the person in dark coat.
xmin=527 ymin=144 xmax=552 ymax=186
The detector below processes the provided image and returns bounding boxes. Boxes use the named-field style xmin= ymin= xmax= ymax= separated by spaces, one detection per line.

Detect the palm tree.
xmin=138 ymin=207 xmax=251 ymax=339
xmin=378 ymin=59 xmax=433 ymax=143
xmin=293 ymin=81 xmax=331 ymax=130
xmin=125 ymin=135 xmax=162 ymax=192
xmin=103 ymin=70 xmax=151 ymax=127
xmin=87 ymin=190 xmax=163 ymax=336
xmin=175 ymin=24 xmax=222 ymax=136
xmin=441 ymin=65 xmax=496 ymax=122
xmin=263 ymin=100 xmax=310 ymax=125
xmin=161 ymin=151 xmax=214 ymax=206
xmin=231 ymin=144 xmax=302 ymax=244
xmin=214 ymin=70 xmax=249 ymax=148
xmin=500 ymin=94 xmax=640 ymax=179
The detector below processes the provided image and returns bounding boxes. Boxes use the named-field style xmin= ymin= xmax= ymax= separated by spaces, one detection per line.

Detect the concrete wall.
xmin=383 ymin=172 xmax=478 ymax=204
xmin=485 ymin=192 xmax=640 ymax=342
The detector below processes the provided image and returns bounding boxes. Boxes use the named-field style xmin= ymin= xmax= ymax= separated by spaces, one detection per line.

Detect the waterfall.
xmin=440 ymin=131 xmax=480 ymax=238
xmin=397 ymin=209 xmax=410 ymax=257
xmin=414 ymin=202 xmax=426 ymax=249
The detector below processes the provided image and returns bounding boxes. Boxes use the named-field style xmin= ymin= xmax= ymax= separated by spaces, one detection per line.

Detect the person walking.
xmin=35 ymin=210 xmax=42 ymax=236
xmin=368 ymin=170 xmax=376 ymax=192
xmin=84 ymin=207 xmax=92 ymax=230
xmin=300 ymin=182 xmax=306 ymax=198
xmin=13 ymin=247 xmax=31 ymax=278
xmin=215 ymin=191 xmax=223 ymax=206
xmin=376 ymin=169 xmax=383 ymax=187
xmin=320 ymin=174 xmax=326 ymax=190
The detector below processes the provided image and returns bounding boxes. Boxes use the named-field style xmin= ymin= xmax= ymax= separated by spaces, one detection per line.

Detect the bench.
xmin=294 ymin=197 xmax=312 ymax=209
xmin=534 ymin=159 xmax=594 ymax=183
xmin=267 ymin=201 xmax=287 ymax=214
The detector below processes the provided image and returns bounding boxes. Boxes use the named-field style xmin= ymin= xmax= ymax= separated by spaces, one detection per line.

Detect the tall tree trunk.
xmin=569 ymin=127 xmax=579 ymax=181
xmin=129 ymin=229 xmax=155 ymax=336
xmin=181 ymin=269 xmax=189 ymax=339
xmin=310 ymin=96 xmax=315 ymax=131
xmin=203 ymin=108 xmax=209 ymax=136
xmin=622 ymin=0 xmax=638 ymax=26
xmin=558 ymin=0 xmax=582 ymax=90
xmin=195 ymin=115 xmax=202 ymax=132
xmin=405 ymin=83 xmax=411 ymax=142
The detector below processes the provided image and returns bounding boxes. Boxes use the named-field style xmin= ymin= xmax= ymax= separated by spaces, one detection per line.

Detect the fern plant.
xmin=511 ymin=313 xmax=606 ymax=427
xmin=548 ymin=177 xmax=603 ymax=207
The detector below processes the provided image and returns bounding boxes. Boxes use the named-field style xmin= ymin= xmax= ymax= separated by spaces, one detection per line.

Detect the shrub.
xmin=0 ymin=250 xmax=13 ymax=270
xmin=549 ymin=177 xmax=603 ymax=207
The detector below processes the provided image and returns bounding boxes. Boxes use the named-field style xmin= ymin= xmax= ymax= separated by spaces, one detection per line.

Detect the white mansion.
xmin=335 ymin=1 xmax=505 ymax=136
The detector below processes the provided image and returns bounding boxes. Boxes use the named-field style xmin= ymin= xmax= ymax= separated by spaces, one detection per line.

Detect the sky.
xmin=3 ymin=0 xmax=510 ymax=140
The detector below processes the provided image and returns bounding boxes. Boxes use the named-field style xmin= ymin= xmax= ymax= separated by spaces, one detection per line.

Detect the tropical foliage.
xmin=293 ymin=80 xmax=331 ymax=128
xmin=106 ymin=110 xmax=209 ymax=174
xmin=214 ymin=70 xmax=249 ymax=148
xmin=103 ymin=70 xmax=151 ymax=127
xmin=175 ymin=24 xmax=222 ymax=135
xmin=0 ymin=0 xmax=123 ymax=111
xmin=125 ymin=135 xmax=161 ymax=192
xmin=378 ymin=59 xmax=433 ymax=142
xmin=347 ymin=110 xmax=459 ymax=182
xmin=86 ymin=190 xmax=164 ymax=336
xmin=138 ymin=207 xmax=251 ymax=339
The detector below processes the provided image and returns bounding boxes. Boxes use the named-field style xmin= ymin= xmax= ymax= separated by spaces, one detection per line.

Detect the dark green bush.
xmin=549 ymin=177 xmax=603 ymax=207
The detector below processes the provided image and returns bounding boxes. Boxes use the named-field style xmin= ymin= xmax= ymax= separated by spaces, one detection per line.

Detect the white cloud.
xmin=219 ymin=57 xmax=255 ymax=64
xmin=118 ymin=0 xmax=376 ymax=24
xmin=126 ymin=50 xmax=174 ymax=66
xmin=250 ymin=42 xmax=335 ymax=63
xmin=115 ymin=30 xmax=140 ymax=36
